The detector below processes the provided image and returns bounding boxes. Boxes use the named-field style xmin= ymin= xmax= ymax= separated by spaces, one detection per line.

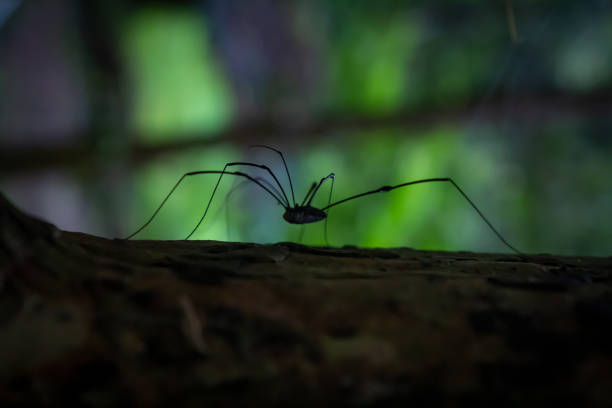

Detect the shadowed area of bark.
xmin=1 ymin=192 xmax=611 ymax=407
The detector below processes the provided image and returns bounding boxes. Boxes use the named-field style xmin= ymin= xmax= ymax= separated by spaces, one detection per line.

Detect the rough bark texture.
xmin=1 ymin=192 xmax=611 ymax=407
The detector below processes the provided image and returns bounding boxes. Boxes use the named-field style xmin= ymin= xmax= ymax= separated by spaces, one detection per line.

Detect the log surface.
xmin=1 ymin=193 xmax=611 ymax=407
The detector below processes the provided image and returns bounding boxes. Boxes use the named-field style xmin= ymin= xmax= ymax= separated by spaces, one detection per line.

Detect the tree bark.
xmin=1 ymin=192 xmax=611 ymax=407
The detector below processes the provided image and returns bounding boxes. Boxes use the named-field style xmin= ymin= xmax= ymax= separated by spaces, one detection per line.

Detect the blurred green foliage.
xmin=122 ymin=7 xmax=233 ymax=140
xmin=2 ymin=1 xmax=608 ymax=255
xmin=118 ymin=2 xmax=612 ymax=255
xmin=132 ymin=145 xmax=239 ymax=240
xmin=326 ymin=13 xmax=418 ymax=114
xmin=554 ymin=16 xmax=612 ymax=92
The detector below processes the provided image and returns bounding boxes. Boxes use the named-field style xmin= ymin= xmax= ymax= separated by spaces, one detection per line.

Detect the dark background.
xmin=1 ymin=0 xmax=611 ymax=255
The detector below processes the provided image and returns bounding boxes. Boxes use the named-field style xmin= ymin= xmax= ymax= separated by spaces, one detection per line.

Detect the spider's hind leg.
xmin=185 ymin=161 xmax=290 ymax=240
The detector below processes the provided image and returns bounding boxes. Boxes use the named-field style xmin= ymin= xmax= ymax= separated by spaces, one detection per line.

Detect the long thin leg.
xmin=306 ymin=173 xmax=335 ymax=206
xmin=323 ymin=175 xmax=335 ymax=246
xmin=300 ymin=172 xmax=336 ymax=246
xmin=249 ymin=145 xmax=296 ymax=206
xmin=187 ymin=161 xmax=293 ymax=239
xmin=125 ymin=170 xmax=286 ymax=240
xmin=299 ymin=173 xmax=335 ymax=245
xmin=322 ymin=178 xmax=521 ymax=254
xmin=224 ymin=178 xmax=245 ymax=241
xmin=300 ymin=182 xmax=317 ymax=206
xmin=185 ymin=159 xmax=291 ymax=240
xmin=226 ymin=174 xmax=285 ymax=209
xmin=297 ymin=225 xmax=306 ymax=244
xmin=225 ymin=161 xmax=290 ymax=207
xmin=224 ymin=176 xmax=283 ymax=241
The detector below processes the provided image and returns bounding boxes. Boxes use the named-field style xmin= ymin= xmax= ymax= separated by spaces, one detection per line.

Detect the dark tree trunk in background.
xmin=1 ymin=192 xmax=611 ymax=407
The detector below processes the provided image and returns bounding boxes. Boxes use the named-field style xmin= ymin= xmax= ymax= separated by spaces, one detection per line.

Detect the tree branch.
xmin=2 ymin=88 xmax=612 ymax=175
xmin=1 ymin=192 xmax=611 ymax=406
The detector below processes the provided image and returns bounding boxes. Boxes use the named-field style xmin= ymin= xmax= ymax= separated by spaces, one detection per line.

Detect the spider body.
xmin=125 ymin=145 xmax=521 ymax=254
xmin=283 ymin=205 xmax=327 ymax=224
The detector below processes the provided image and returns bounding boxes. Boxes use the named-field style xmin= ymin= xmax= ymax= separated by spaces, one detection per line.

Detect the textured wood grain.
xmin=1 ymin=193 xmax=611 ymax=407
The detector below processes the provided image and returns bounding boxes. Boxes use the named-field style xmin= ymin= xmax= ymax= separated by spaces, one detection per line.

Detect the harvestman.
xmin=125 ymin=145 xmax=521 ymax=254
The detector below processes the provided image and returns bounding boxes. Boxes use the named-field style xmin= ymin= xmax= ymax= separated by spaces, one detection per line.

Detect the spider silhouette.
xmin=125 ymin=145 xmax=520 ymax=254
